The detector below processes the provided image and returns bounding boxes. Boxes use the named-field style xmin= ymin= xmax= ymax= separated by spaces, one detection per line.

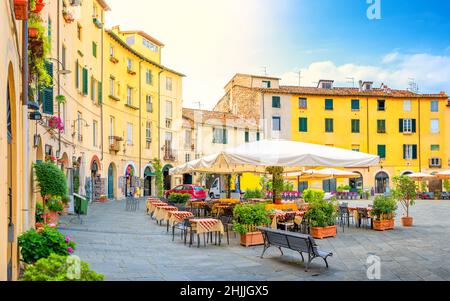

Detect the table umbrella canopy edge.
xmin=170 ymin=140 xmax=380 ymax=175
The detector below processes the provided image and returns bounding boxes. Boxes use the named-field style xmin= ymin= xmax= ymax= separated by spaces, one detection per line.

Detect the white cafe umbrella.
xmin=170 ymin=140 xmax=380 ymax=175
xmin=79 ymin=154 xmax=86 ymax=196
xmin=286 ymin=168 xmax=360 ymax=180
xmin=407 ymin=172 xmax=435 ymax=181
xmin=436 ymin=170 xmax=450 ymax=180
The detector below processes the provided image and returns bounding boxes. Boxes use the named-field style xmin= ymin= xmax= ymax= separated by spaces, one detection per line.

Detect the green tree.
xmin=392 ymin=176 xmax=417 ymax=218
xmin=266 ymin=166 xmax=284 ymax=202
xmin=443 ymin=180 xmax=450 ymax=192
xmin=151 ymin=158 xmax=164 ymax=197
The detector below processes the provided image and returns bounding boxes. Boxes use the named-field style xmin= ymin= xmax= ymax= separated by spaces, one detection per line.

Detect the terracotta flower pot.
xmin=45 ymin=211 xmax=60 ymax=225
xmin=32 ymin=0 xmax=45 ymax=13
xmin=310 ymin=226 xmax=337 ymax=239
xmin=240 ymin=231 xmax=264 ymax=247
xmin=28 ymin=27 xmax=39 ymax=39
xmin=274 ymin=198 xmax=282 ymax=205
xmin=401 ymin=216 xmax=413 ymax=227
xmin=14 ymin=0 xmax=28 ymax=20
xmin=373 ymin=219 xmax=395 ymax=231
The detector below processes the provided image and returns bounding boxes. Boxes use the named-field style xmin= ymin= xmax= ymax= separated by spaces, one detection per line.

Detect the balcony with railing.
xmin=109 ymin=136 xmax=123 ymax=153
xmin=163 ymin=147 xmax=177 ymax=162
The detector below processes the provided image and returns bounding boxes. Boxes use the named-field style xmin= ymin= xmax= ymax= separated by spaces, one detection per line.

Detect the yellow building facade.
xmin=0 ymin=0 xmax=27 ymax=281
xmin=287 ymin=83 xmax=449 ymax=192
xmin=102 ymin=26 xmax=184 ymax=198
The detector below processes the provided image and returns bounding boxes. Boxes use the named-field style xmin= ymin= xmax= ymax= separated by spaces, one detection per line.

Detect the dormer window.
xmin=262 ymin=81 xmax=271 ymax=88
xmin=318 ymin=80 xmax=334 ymax=90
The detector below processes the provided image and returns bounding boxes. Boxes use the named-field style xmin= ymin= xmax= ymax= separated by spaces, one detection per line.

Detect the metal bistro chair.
xmin=357 ymin=207 xmax=370 ymax=229
xmin=219 ymin=215 xmax=234 ymax=245
xmin=125 ymin=197 xmax=139 ymax=212
xmin=172 ymin=216 xmax=195 ymax=245
xmin=337 ymin=203 xmax=353 ymax=231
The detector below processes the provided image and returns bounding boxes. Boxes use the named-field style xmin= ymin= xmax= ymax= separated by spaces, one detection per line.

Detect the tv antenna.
xmin=346 ymin=77 xmax=355 ymax=87
xmin=192 ymin=101 xmax=202 ymax=109
xmin=261 ymin=66 xmax=268 ymax=76
xmin=407 ymin=78 xmax=419 ymax=93
xmin=297 ymin=70 xmax=303 ymax=86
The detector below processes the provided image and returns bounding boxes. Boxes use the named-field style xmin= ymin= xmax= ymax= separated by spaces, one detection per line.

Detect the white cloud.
xmin=280 ymin=53 xmax=450 ymax=94
xmin=382 ymin=51 xmax=400 ymax=64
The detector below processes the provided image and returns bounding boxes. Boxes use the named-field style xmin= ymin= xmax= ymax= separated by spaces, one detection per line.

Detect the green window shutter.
xmin=299 ymin=118 xmax=307 ymax=132
xmin=412 ymin=145 xmax=418 ymax=159
xmin=352 ymin=119 xmax=360 ymax=133
xmin=98 ymin=81 xmax=102 ymax=104
xmin=42 ymin=61 xmax=54 ymax=115
xmin=351 ymin=99 xmax=360 ymax=110
xmin=90 ymin=78 xmax=95 ymax=101
xmin=412 ymin=119 xmax=417 ymax=133
xmin=75 ymin=60 xmax=79 ymax=89
xmin=82 ymin=68 xmax=88 ymax=95
xmin=403 ymin=145 xmax=407 ymax=159
xmin=399 ymin=119 xmax=404 ymax=133
xmin=325 ymin=99 xmax=333 ymax=110
xmin=92 ymin=42 xmax=97 ymax=58
xmin=377 ymin=145 xmax=386 ymax=159
xmin=223 ymin=129 xmax=228 ymax=144
xmin=325 ymin=119 xmax=333 ymax=132
xmin=245 ymin=131 xmax=249 ymax=142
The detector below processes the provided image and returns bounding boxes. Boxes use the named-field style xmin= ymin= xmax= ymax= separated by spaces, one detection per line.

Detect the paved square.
xmin=58 ymin=199 xmax=450 ymax=281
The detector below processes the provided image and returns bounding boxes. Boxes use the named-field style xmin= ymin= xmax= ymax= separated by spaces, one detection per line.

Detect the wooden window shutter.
xmin=42 ymin=61 xmax=54 ymax=115
xmin=98 ymin=81 xmax=102 ymax=104
xmin=82 ymin=68 xmax=88 ymax=95
xmin=412 ymin=119 xmax=417 ymax=133
xmin=399 ymin=119 xmax=404 ymax=133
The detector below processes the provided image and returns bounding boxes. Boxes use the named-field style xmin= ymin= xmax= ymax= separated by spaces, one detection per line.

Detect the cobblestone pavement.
xmin=58 ymin=199 xmax=450 ymax=281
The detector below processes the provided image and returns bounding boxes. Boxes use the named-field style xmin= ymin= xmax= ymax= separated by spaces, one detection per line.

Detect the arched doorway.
xmin=107 ymin=163 xmax=115 ymax=199
xmin=375 ymin=171 xmax=390 ymax=194
xmin=143 ymin=166 xmax=155 ymax=196
xmin=162 ymin=164 xmax=173 ymax=190
xmin=349 ymin=172 xmax=364 ymax=192
xmin=125 ymin=164 xmax=135 ymax=197
xmin=401 ymin=170 xmax=413 ymax=176
xmin=429 ymin=172 xmax=442 ymax=193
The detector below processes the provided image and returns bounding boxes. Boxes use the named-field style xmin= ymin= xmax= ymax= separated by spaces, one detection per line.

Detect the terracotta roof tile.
xmin=258 ymin=85 xmax=448 ymax=98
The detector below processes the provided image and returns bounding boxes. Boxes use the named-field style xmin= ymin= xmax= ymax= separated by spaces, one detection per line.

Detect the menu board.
xmin=93 ymin=176 xmax=106 ymax=201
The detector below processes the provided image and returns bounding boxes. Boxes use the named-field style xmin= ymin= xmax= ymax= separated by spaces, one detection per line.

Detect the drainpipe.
xmin=418 ymin=97 xmax=421 ymax=172
xmin=138 ymin=60 xmax=143 ymax=177
xmin=22 ymin=4 xmax=30 ymax=230
xmin=100 ymin=19 xmax=104 ymax=161
xmin=158 ymin=70 xmax=164 ymax=160
xmin=57 ymin=0 xmax=61 ymax=155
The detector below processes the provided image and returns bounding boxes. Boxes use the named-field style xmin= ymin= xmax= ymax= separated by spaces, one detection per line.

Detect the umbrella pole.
xmin=226 ymin=174 xmax=231 ymax=199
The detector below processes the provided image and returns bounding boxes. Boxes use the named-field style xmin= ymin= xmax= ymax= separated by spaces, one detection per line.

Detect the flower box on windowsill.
xmin=109 ymin=95 xmax=120 ymax=102
xmin=32 ymin=0 xmax=45 ymax=13
xmin=109 ymin=56 xmax=119 ymax=64
xmin=127 ymin=69 xmax=136 ymax=76
xmin=63 ymin=11 xmax=75 ymax=23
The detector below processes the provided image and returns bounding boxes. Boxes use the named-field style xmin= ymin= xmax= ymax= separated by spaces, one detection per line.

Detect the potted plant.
xmin=22 ymin=254 xmax=104 ymax=281
xmin=392 ymin=176 xmax=417 ymax=227
xmin=30 ymin=0 xmax=46 ymax=13
xmin=168 ymin=193 xmax=191 ymax=210
xmin=243 ymin=189 xmax=264 ymax=201
xmin=233 ymin=203 xmax=271 ymax=247
xmin=303 ymin=190 xmax=337 ymax=239
xmin=371 ymin=195 xmax=397 ymax=231
xmin=18 ymin=226 xmax=76 ymax=264
xmin=45 ymin=196 xmax=64 ymax=224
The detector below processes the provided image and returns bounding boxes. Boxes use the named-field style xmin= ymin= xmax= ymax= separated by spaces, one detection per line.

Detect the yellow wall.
xmin=291 ymin=94 xmax=449 ymax=189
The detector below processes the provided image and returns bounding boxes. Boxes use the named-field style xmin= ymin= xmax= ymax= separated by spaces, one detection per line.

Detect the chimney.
xmin=111 ymin=25 xmax=120 ymax=33
xmin=358 ymin=80 xmax=363 ymax=91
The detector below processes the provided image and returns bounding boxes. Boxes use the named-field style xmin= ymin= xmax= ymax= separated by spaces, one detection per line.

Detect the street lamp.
xmin=47 ymin=57 xmax=72 ymax=75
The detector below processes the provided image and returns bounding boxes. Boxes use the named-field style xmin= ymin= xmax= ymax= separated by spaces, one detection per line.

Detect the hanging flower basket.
xmin=63 ymin=9 xmax=75 ymax=23
xmin=32 ymin=0 xmax=46 ymax=13
xmin=14 ymin=0 xmax=28 ymax=20
xmin=48 ymin=116 xmax=65 ymax=132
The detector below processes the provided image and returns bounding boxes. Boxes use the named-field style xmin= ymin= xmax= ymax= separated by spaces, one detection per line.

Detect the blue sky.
xmin=106 ymin=0 xmax=450 ymax=108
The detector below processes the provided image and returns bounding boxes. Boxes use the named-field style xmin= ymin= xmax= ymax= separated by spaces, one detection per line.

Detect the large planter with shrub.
xmin=303 ymin=189 xmax=337 ymax=239
xmin=167 ymin=193 xmax=191 ymax=208
xmin=14 ymin=0 xmax=28 ymax=20
xmin=233 ymin=203 xmax=271 ymax=247
xmin=371 ymin=195 xmax=397 ymax=231
xmin=310 ymin=226 xmax=337 ymax=239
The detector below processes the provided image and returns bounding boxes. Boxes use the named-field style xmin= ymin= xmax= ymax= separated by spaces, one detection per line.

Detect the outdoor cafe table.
xmin=218 ymin=198 xmax=240 ymax=204
xmin=347 ymin=206 xmax=373 ymax=228
xmin=270 ymin=210 xmax=306 ymax=229
xmin=147 ymin=202 xmax=168 ymax=215
xmin=167 ymin=211 xmax=195 ymax=227
xmin=146 ymin=199 xmax=164 ymax=210
xmin=187 ymin=200 xmax=208 ymax=217
xmin=190 ymin=218 xmax=224 ymax=235
xmin=154 ymin=206 xmax=178 ymax=223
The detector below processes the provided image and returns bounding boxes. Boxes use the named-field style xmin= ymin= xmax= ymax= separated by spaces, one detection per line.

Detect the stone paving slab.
xmin=58 ymin=198 xmax=450 ymax=281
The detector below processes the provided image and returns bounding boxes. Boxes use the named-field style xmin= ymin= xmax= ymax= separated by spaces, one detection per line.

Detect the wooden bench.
xmin=257 ymin=227 xmax=333 ymax=272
